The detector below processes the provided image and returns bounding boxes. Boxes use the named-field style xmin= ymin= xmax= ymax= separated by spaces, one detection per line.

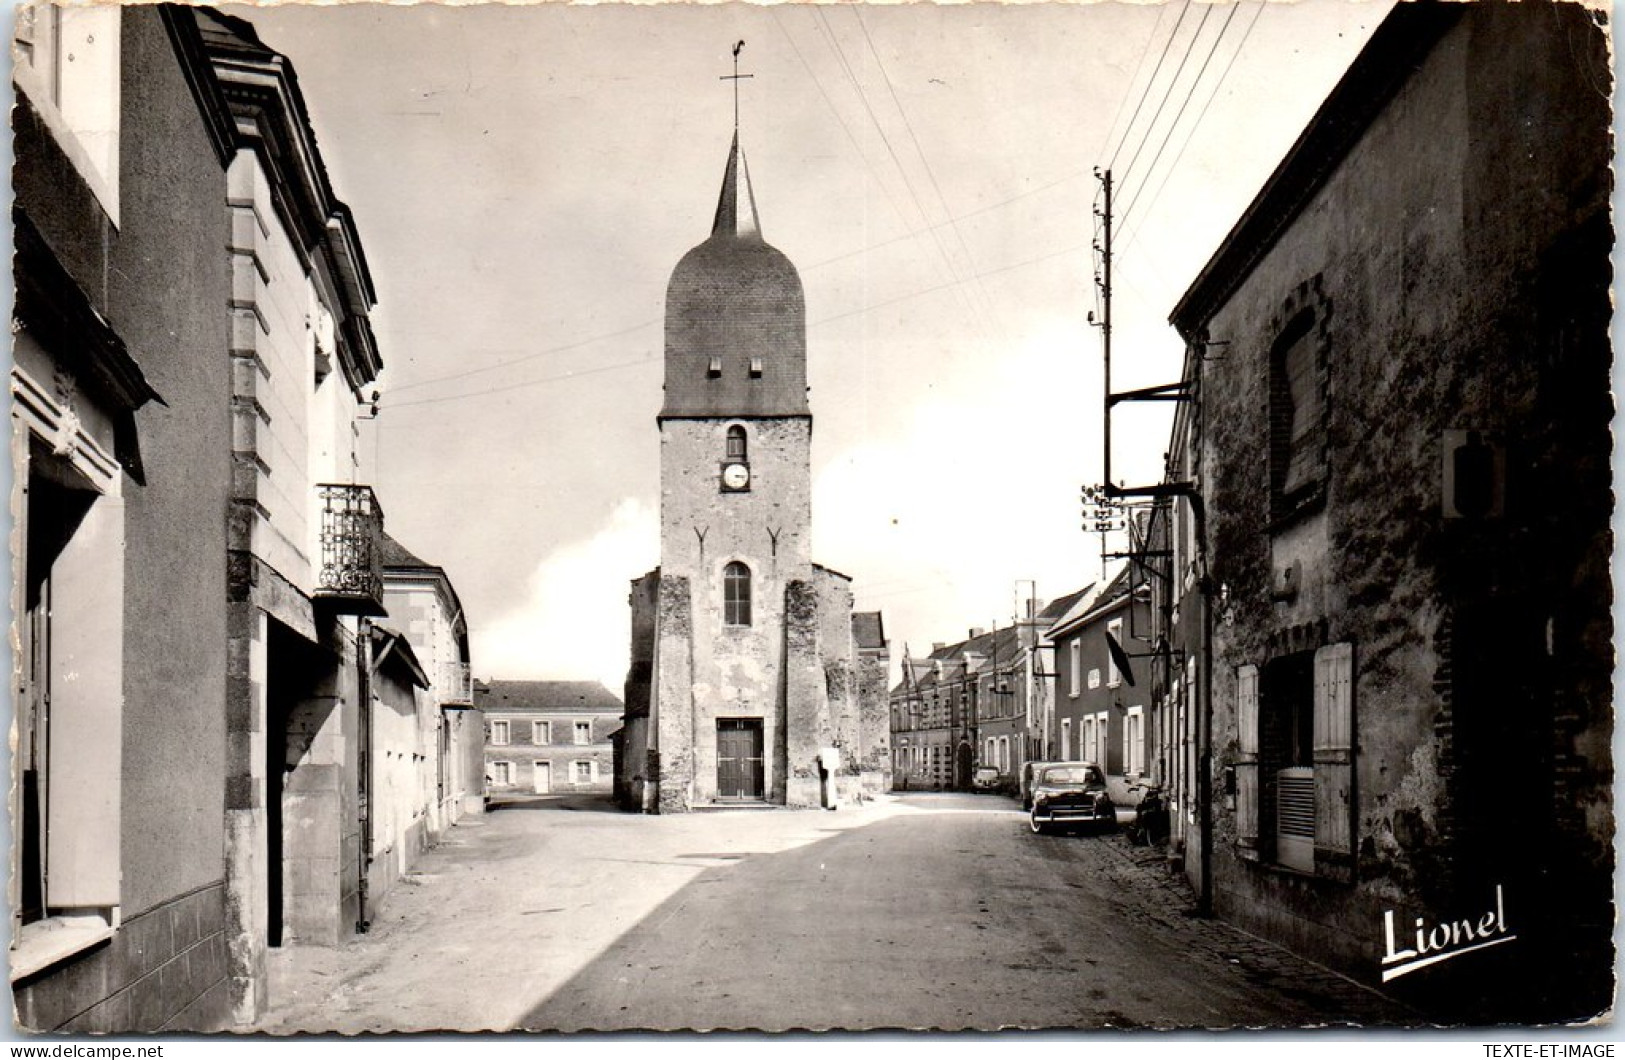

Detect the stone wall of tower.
xmin=654 ymin=416 xmax=812 ymax=808
xmin=658 ymin=417 xmax=813 ymax=577
xmin=653 ymin=574 xmax=695 ymax=815
xmin=783 ymin=579 xmax=831 ymax=808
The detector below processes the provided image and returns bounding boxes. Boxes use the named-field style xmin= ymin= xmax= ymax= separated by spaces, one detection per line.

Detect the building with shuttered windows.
xmin=1162 ymin=2 xmax=1613 ymax=1022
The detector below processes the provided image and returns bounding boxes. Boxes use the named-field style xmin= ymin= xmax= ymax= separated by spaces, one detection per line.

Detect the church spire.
xmin=711 ymin=132 xmax=762 ymax=241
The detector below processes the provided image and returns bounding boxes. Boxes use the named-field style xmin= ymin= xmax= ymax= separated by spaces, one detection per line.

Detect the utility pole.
xmin=1089 ymin=166 xmax=1213 ymax=918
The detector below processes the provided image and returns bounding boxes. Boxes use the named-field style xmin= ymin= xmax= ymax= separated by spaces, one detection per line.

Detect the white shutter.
xmin=1235 ymin=664 xmax=1259 ymax=849
xmin=1313 ymin=642 xmax=1355 ymax=856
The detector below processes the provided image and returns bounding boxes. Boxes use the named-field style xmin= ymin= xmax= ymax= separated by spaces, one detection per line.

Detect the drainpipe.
xmin=1194 ymin=495 xmax=1215 ymax=919
xmin=357 ymin=617 xmax=376 ymax=933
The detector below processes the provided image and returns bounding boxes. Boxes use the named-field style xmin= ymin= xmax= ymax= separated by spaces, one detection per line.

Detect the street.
xmin=255 ymin=792 xmax=1417 ymax=1033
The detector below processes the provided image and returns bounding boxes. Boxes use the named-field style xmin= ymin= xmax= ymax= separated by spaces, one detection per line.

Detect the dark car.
xmin=1020 ymin=759 xmax=1055 ymax=811
xmin=1028 ymin=761 xmax=1115 ymax=835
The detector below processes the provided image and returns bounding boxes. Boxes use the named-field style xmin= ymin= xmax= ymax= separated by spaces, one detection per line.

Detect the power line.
xmin=806 ymin=167 xmax=1084 ymax=270
xmin=385 ymin=352 xmax=659 ymax=411
xmin=381 ymin=164 xmax=1088 ymax=405
xmin=851 ymin=6 xmax=1007 ymax=338
xmin=1115 ymin=2 xmax=1214 ymax=195
xmin=1117 ymin=1 xmax=1242 ymax=231
xmin=1117 ymin=2 xmax=1266 ymax=257
xmin=388 ymin=318 xmax=657 ymax=394
xmin=1096 ymin=2 xmax=1175 ymax=164
xmin=383 ymin=238 xmax=1089 ymax=412
xmin=770 ymin=6 xmax=915 ymax=234
xmin=813 ymin=7 xmax=994 ymax=344
xmin=1106 ymin=0 xmax=1191 ymax=170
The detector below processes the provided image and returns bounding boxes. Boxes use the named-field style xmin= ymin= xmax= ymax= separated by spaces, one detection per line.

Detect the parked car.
xmin=972 ymin=766 xmax=1001 ymax=792
xmin=1028 ymin=761 xmax=1116 ymax=835
xmin=1020 ymin=760 xmax=1056 ymax=810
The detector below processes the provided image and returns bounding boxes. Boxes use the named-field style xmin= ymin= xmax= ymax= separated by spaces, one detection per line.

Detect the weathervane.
xmin=720 ymin=39 xmax=753 ymax=130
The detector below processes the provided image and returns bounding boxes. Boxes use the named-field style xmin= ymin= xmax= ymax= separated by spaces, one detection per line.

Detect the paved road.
xmin=257 ymin=791 xmax=1417 ymax=1033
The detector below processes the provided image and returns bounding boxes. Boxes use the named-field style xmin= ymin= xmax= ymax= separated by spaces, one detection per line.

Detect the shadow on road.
xmin=487 ymin=793 xmax=620 ymax=814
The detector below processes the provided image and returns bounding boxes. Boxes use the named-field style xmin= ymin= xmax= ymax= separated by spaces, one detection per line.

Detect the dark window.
xmin=1268 ymin=309 xmax=1324 ymax=519
xmin=726 ymin=425 xmax=747 ymax=462
xmin=723 ymin=562 xmax=752 ymax=626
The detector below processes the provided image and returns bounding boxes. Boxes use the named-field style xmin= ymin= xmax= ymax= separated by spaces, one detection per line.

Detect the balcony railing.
xmin=443 ymin=660 xmax=474 ymax=707
xmin=314 ymin=483 xmax=385 ymax=615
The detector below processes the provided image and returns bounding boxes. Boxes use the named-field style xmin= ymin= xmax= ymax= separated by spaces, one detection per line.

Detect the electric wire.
xmin=383 ymin=238 xmax=1090 ymax=412
xmin=813 ymin=7 xmax=995 ymax=344
xmin=1105 ymin=0 xmax=1191 ymax=171
xmin=770 ymin=6 xmax=916 ymax=235
xmin=1117 ymin=2 xmax=1265 ymax=258
xmin=1115 ymin=2 xmax=1213 ymax=196
xmin=851 ymin=6 xmax=1007 ymax=338
xmin=1117 ymin=1 xmax=1243 ymax=233
xmin=383 ymin=163 xmax=1088 ymax=403
xmin=1097 ymin=2 xmax=1175 ymax=167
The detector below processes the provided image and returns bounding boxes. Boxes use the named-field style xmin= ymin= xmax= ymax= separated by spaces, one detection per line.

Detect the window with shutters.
xmin=1239 ymin=643 xmax=1355 ymax=874
xmin=1268 ymin=307 xmax=1328 ymax=523
xmin=1106 ymin=618 xmax=1125 ymax=688
xmin=490 ymin=720 xmax=510 ymax=746
xmin=1125 ymin=705 xmax=1145 ymax=776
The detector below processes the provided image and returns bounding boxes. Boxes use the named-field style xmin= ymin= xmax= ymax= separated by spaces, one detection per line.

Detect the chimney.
xmin=969 ymin=627 xmax=985 ymax=639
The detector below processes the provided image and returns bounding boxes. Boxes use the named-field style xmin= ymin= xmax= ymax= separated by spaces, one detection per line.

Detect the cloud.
xmin=471 ymin=497 xmax=658 ymax=696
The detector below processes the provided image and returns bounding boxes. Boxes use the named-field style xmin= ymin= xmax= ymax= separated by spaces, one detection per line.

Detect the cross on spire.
xmin=720 ymin=39 xmax=753 ymax=131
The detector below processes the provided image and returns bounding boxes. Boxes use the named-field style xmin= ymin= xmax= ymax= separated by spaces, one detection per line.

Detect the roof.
xmin=380 ymin=533 xmax=433 ymax=570
xmin=474 ymin=680 xmax=623 ymax=715
xmin=1169 ymin=3 xmax=1461 ymax=334
xmin=370 ymin=625 xmax=429 ymax=689
xmin=852 ymin=611 xmax=886 ymax=650
xmin=661 ymin=133 xmax=808 ymax=421
xmin=711 ymin=131 xmax=761 ymax=241
xmin=1036 ymin=586 xmax=1091 ymax=627
xmin=893 ymin=623 xmax=1025 ymax=697
xmin=1044 ymin=566 xmax=1133 ymax=642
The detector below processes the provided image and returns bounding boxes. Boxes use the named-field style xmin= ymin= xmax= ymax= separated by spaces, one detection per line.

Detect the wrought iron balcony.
xmin=442 ymin=660 xmax=474 ymax=708
xmin=314 ymin=483 xmax=385 ymax=615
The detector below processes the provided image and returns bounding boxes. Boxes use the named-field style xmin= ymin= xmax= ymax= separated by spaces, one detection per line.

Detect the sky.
xmin=226 ymin=0 xmax=1396 ymax=696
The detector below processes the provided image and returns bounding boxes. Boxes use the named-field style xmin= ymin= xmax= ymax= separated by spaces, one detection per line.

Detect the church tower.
xmin=618 ymin=85 xmax=892 ymax=814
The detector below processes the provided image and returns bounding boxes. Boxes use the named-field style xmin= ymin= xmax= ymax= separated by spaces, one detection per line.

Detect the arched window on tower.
xmin=723 ymin=561 xmax=752 ymax=627
xmin=725 ymin=425 xmax=747 ymax=462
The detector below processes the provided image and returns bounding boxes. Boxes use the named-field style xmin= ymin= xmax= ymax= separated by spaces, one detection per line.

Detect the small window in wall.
xmin=723 ymin=561 xmax=752 ymax=627
xmin=491 ymin=761 xmax=512 ymax=786
xmin=1269 ymin=306 xmax=1327 ymax=520
xmin=574 ymin=761 xmax=593 ymax=784
xmin=1068 ymin=640 xmax=1081 ymax=697
xmin=726 ymin=425 xmax=747 ymax=461
xmin=573 ymin=721 xmax=591 ymax=746
xmin=708 ymin=355 xmax=723 ymax=377
xmin=1106 ymin=618 xmax=1124 ymax=688
xmin=490 ymin=720 xmax=510 ymax=746
xmin=533 ymin=720 xmax=550 ymax=745
xmin=749 ymin=356 xmax=764 ymax=378
xmin=1061 ymin=718 xmax=1073 ymax=760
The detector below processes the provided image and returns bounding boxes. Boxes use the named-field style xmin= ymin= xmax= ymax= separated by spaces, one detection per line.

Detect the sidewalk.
xmin=1094 ymin=831 xmax=1424 ymax=1028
